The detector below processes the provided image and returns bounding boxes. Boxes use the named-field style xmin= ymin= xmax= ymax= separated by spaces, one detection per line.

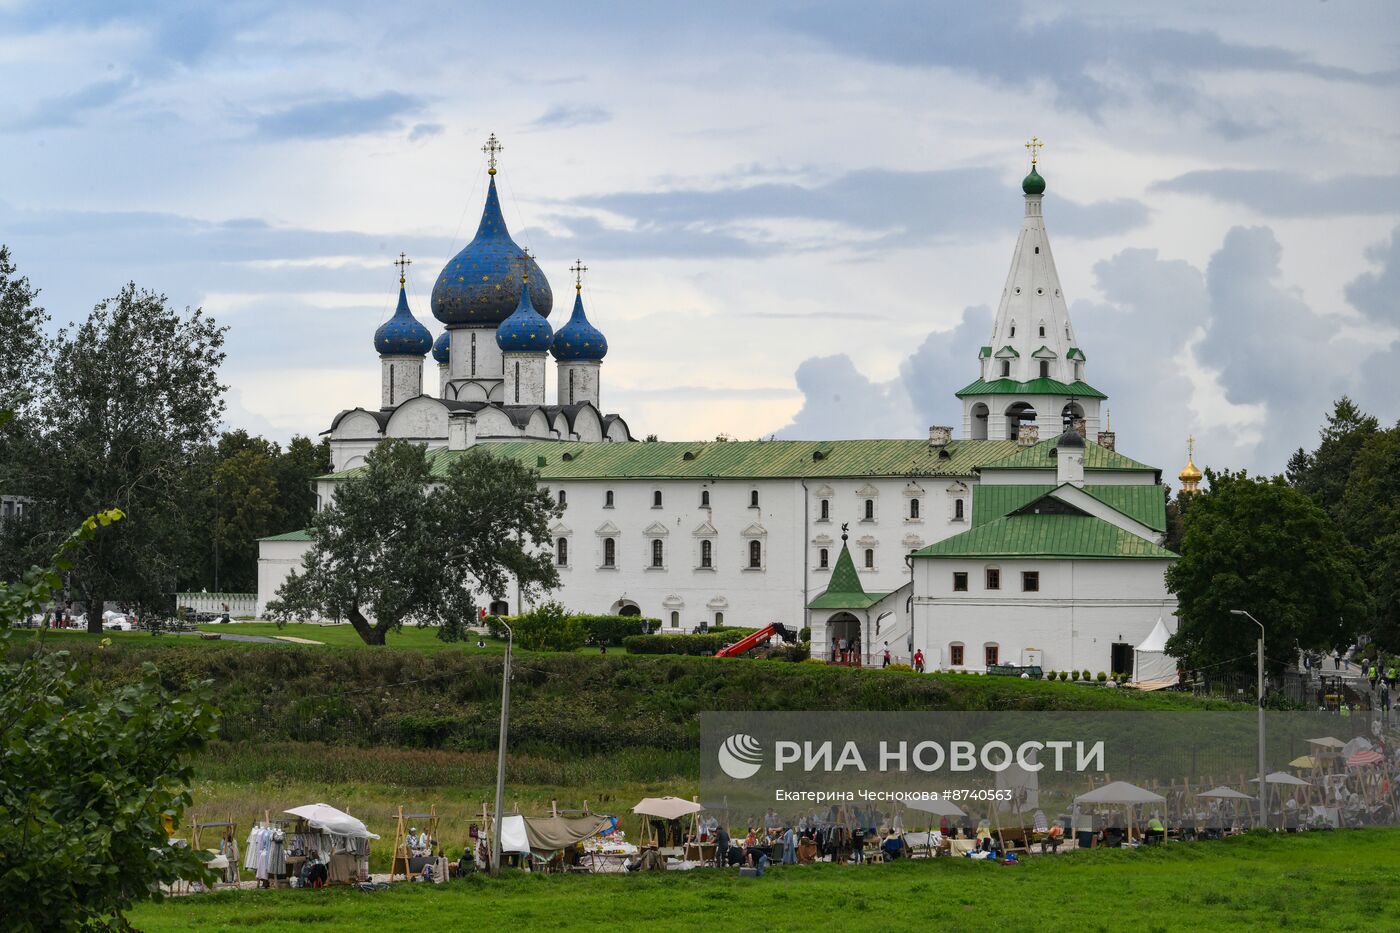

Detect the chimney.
xmin=1056 ymin=437 xmax=1086 ymax=487
xmin=1098 ymin=430 xmax=1115 ymax=452
xmin=928 ymin=425 xmax=952 ymax=448
xmin=1016 ymin=424 xmax=1039 ymax=447
xmin=447 ymin=412 xmax=477 ymax=451
xmin=1072 ymin=417 xmax=1087 ymax=438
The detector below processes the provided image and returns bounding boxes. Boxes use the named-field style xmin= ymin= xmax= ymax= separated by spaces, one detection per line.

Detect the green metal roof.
xmin=972 ymin=484 xmax=1167 ymax=532
xmin=912 ymin=513 xmax=1177 ymax=561
xmin=259 ymin=528 xmax=313 ymax=542
xmin=978 ymin=346 xmax=993 ymax=358
xmin=808 ymin=541 xmax=890 ymax=609
xmin=994 ymin=345 xmax=1020 ymax=358
xmin=321 ymin=438 xmax=1027 ymax=482
xmin=980 ymin=436 xmax=1157 ymax=473
xmin=955 ymin=377 xmax=1107 ymax=399
xmin=1066 ymin=347 xmax=1086 ymax=361
xmin=1031 ymin=345 xmax=1057 ymax=359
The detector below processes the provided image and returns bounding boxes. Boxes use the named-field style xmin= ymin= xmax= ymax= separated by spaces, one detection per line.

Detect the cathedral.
xmin=258 ymin=136 xmax=1188 ymax=680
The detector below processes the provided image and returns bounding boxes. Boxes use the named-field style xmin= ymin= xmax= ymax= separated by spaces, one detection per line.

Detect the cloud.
xmin=774 ymin=354 xmax=920 ymax=440
xmin=252 ymin=91 xmax=423 ymax=140
xmin=408 ymin=122 xmax=444 ymax=142
xmin=10 ymin=76 xmax=138 ymax=129
xmin=530 ymin=104 xmax=611 ymax=129
xmin=1344 ymin=225 xmax=1400 ymax=325
xmin=1154 ymin=170 xmax=1400 ymax=218
xmin=783 ymin=1 xmax=1397 ymax=120
xmin=899 ymin=305 xmax=995 ymax=429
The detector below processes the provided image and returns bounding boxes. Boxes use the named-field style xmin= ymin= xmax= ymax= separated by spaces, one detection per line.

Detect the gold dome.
xmin=1179 ymin=461 xmax=1202 ymax=483
xmin=1179 ymin=435 xmax=1202 ymax=492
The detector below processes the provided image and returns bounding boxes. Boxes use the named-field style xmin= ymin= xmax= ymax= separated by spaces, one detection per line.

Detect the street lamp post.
xmin=490 ymin=618 xmax=513 ymax=876
xmin=1230 ymin=609 xmax=1267 ymax=827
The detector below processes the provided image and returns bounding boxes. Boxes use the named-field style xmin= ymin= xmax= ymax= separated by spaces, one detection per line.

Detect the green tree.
xmin=1166 ymin=470 xmax=1370 ymax=676
xmin=0 ymin=245 xmax=49 ymax=415
xmin=0 ymin=507 xmax=219 ymax=931
xmin=268 ymin=440 xmax=560 ymax=645
xmin=1339 ymin=425 xmax=1400 ymax=650
xmin=1285 ymin=397 xmax=1378 ymax=517
xmin=19 ymin=284 xmax=226 ymax=631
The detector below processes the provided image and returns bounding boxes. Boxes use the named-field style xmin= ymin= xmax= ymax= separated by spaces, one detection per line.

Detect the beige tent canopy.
xmin=1251 ymin=772 xmax=1311 ymax=787
xmin=522 ymin=814 xmax=614 ymax=852
xmin=1197 ymin=787 xmax=1254 ymax=800
xmin=632 ymin=797 xmax=704 ymax=820
xmin=1074 ymin=781 xmax=1166 ymax=805
xmin=1307 ymin=737 xmax=1347 ymax=749
xmin=902 ymin=796 xmax=968 ymax=818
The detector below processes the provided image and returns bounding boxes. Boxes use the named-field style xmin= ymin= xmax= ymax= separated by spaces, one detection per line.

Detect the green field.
xmin=129 ymin=829 xmax=1400 ymax=932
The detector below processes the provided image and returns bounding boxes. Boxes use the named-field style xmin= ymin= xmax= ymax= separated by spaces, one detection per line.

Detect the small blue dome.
xmin=373 ymin=285 xmax=433 ymax=356
xmin=431 ymin=177 xmax=552 ymax=326
xmin=495 ymin=279 xmax=553 ymax=352
xmin=551 ymin=290 xmax=608 ymax=361
xmin=431 ymin=330 xmax=450 ymax=364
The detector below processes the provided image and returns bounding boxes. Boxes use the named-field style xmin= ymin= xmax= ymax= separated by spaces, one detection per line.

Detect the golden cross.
xmin=1187 ymin=434 xmax=1195 ymax=459
xmin=569 ymin=258 xmax=588 ymax=291
xmin=482 ymin=133 xmax=503 ymax=175
xmin=1025 ymin=135 xmax=1044 ymax=165
xmin=515 ymin=249 xmax=532 ymax=282
xmin=394 ymin=252 xmax=412 ymax=286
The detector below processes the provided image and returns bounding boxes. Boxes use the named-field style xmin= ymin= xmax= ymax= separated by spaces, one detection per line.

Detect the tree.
xmin=1166 ymin=470 xmax=1370 ymax=676
xmin=0 ymin=507 xmax=219 ymax=931
xmin=1285 ymin=397 xmax=1378 ymax=517
xmin=19 ymin=284 xmax=226 ymax=631
xmin=268 ymin=439 xmax=560 ymax=645
xmin=1339 ymin=424 xmax=1400 ymax=650
xmin=0 ymin=245 xmax=49 ymax=415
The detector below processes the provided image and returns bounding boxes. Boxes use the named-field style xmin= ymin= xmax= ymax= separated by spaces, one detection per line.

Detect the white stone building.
xmin=257 ymin=145 xmax=1181 ymax=679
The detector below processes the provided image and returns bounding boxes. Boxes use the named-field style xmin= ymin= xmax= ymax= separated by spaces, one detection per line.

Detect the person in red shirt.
xmin=913 ymin=649 xmax=926 ymax=673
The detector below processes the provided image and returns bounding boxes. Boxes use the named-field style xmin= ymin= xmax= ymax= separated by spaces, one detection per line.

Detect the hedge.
xmin=484 ymin=612 xmax=660 ymax=647
xmin=623 ymin=629 xmax=758 ymax=656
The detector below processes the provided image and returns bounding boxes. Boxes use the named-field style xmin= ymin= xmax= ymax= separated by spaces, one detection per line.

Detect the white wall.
xmin=380 ymin=356 xmax=423 ymax=408
xmin=256 ymin=540 xmax=314 ymax=617
xmin=557 ymin=360 xmax=601 ymax=408
xmin=503 ymin=353 xmax=547 ymax=407
xmin=911 ymin=556 xmax=1176 ymax=674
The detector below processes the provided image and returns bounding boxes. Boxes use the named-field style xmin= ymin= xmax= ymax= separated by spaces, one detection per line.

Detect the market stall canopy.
xmin=1074 ymin=781 xmax=1165 ymax=805
xmin=284 ymin=804 xmax=379 ymax=839
xmin=1307 ymin=737 xmax=1346 ymax=749
xmin=1197 ymin=786 xmax=1255 ymax=800
xmin=632 ymin=797 xmax=704 ymax=820
xmin=1346 ymin=749 xmax=1384 ymax=768
xmin=500 ymin=815 xmax=530 ymax=855
xmin=1289 ymin=755 xmax=1319 ymax=769
xmin=902 ymin=796 xmax=968 ymax=818
xmin=523 ymin=814 xmax=614 ymax=851
xmin=1250 ymin=772 xmax=1311 ymax=787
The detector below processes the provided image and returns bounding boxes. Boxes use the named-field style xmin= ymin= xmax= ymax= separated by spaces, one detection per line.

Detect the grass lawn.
xmin=129 ymin=828 xmax=1400 ymax=932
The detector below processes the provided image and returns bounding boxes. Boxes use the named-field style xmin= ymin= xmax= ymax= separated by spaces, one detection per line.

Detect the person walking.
xmin=913 ymin=648 xmax=925 ymax=673
xmin=882 ymin=642 xmax=892 ymax=668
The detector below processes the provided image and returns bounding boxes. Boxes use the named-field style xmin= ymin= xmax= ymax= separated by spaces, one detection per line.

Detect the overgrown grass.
xmin=128 ymin=828 xmax=1400 ymax=931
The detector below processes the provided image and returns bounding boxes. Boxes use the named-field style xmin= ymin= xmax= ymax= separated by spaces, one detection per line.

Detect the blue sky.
xmin=0 ymin=0 xmax=1396 ymax=478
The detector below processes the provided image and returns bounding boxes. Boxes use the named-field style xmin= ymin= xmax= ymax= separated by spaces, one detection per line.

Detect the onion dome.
xmin=551 ymin=287 xmax=608 ymax=362
xmin=431 ymin=330 xmax=450 ymax=365
xmin=495 ymin=277 xmax=553 ymax=352
xmin=1054 ymin=428 xmax=1084 ymax=449
xmin=430 ymin=175 xmax=552 ymax=327
xmin=373 ymin=283 xmax=433 ymax=356
xmin=1179 ymin=436 xmax=1203 ymax=493
xmin=1022 ymin=165 xmax=1046 ymax=195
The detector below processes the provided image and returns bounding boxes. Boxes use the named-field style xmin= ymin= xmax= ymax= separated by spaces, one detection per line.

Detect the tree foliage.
xmin=0 ymin=508 xmax=219 ymax=931
xmin=268 ymin=440 xmax=560 ymax=645
xmin=1166 ymin=469 xmax=1370 ymax=675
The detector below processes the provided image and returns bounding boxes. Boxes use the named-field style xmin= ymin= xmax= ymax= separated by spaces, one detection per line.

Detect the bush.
xmin=1082 ymin=670 xmax=1091 ymax=681
xmin=511 ymin=602 xmax=587 ymax=653
xmin=1059 ymin=671 xmax=1069 ymax=681
xmin=755 ymin=644 xmax=810 ymax=663
xmin=1096 ymin=671 xmax=1107 ymax=683
xmin=623 ymin=629 xmax=758 ymax=656
xmin=572 ymin=614 xmax=659 ymax=645
xmin=885 ymin=662 xmax=914 ymax=673
xmin=798 ymin=627 xmax=811 ymax=643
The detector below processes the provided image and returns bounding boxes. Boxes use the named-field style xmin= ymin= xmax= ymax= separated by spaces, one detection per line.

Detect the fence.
xmin=175 ymin=592 xmax=258 ymax=618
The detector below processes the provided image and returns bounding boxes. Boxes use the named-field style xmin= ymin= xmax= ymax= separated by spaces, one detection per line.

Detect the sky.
xmin=0 ymin=0 xmax=1397 ymax=481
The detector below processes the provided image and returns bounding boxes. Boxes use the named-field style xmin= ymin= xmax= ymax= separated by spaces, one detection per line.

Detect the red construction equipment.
xmin=714 ymin=624 xmax=792 ymax=658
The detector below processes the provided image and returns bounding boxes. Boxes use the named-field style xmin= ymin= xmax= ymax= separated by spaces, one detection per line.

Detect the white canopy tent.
xmin=1073 ymin=781 xmax=1167 ymax=845
xmin=1132 ymin=617 xmax=1178 ymax=689
xmin=283 ymin=804 xmax=379 ymax=839
xmin=903 ymin=797 xmax=968 ymax=818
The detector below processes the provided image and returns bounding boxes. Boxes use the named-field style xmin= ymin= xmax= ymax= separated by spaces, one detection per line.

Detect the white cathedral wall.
xmin=911 ymin=557 xmax=1176 ymax=674
xmin=386 ymin=397 xmax=449 ymax=440
xmin=556 ymin=361 xmax=601 ymax=408
xmin=256 ymin=540 xmax=314 ymax=617
xmin=380 ymin=356 xmax=424 ymax=408
xmin=449 ymin=327 xmax=502 ymax=382
xmin=502 ymin=353 xmax=547 ymax=407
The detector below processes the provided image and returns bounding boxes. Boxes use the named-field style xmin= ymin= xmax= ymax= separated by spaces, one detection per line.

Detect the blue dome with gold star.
xmin=374 ymin=285 xmax=433 ymax=356
xmin=431 ymin=330 xmax=450 ymax=364
xmin=496 ymin=279 xmax=553 ymax=352
xmin=551 ymin=290 xmax=608 ymax=361
xmin=431 ymin=176 xmax=552 ymax=326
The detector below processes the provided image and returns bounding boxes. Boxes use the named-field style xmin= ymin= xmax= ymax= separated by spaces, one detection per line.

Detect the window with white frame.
xmin=556 ymin=537 xmax=568 ymax=566
xmin=651 ymin=538 xmax=664 ymax=568
xmin=863 ymin=548 xmax=874 ymax=569
xmin=748 ymin=539 xmax=762 ymax=569
xmin=602 ymin=537 xmax=616 ymax=568
xmin=700 ymin=539 xmax=713 ymax=569
xmin=604 ymin=489 xmax=614 ymax=508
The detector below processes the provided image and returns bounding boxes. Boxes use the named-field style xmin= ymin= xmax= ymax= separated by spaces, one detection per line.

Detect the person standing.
xmin=913 ymin=648 xmax=925 ymax=673
xmin=882 ymin=642 xmax=891 ymax=668
xmin=838 ymin=636 xmax=849 ymax=664
xmin=714 ymin=824 xmax=730 ymax=869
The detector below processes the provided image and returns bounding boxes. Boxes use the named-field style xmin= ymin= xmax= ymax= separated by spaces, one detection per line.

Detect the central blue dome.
xmin=496 ymin=279 xmax=554 ymax=352
xmin=431 ymin=330 xmax=450 ymax=364
xmin=551 ymin=290 xmax=608 ymax=361
xmin=374 ymin=285 xmax=433 ymax=356
xmin=431 ymin=177 xmax=552 ymax=327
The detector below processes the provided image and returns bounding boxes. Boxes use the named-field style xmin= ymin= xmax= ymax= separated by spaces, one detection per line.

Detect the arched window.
xmin=820 ymin=499 xmax=830 ymax=521
xmin=652 ymin=490 xmax=663 ymax=508
xmin=603 ymin=537 xmax=616 ymax=568
xmin=556 ymin=537 xmax=568 ymax=566
xmin=748 ymin=539 xmax=762 ymax=569
xmin=604 ymin=490 xmax=614 ymax=508
xmin=568 ymin=369 xmax=576 ymax=405
xmin=651 ymin=538 xmax=664 ymax=568
xmin=863 ymin=548 xmax=874 ymax=569
xmin=819 ymin=548 xmax=829 ymax=569
xmin=388 ymin=364 xmax=395 ymax=404
xmin=749 ymin=489 xmax=759 ymax=508
xmin=863 ymin=499 xmax=874 ymax=521
xmin=910 ymin=498 xmax=920 ymax=519
xmin=513 ymin=362 xmax=520 ymax=403
xmin=1038 ymin=324 xmax=1046 ymax=337
xmin=1000 ymin=360 xmax=1011 ymax=378
xmin=715 ymin=611 xmax=724 ymax=627
xmin=670 ymin=610 xmax=679 ymax=628
xmin=558 ymin=489 xmax=567 ymax=506
xmin=701 ymin=489 xmax=710 ymax=507
xmin=470 ymin=332 xmax=477 ymax=374
xmin=700 ymin=539 xmax=712 ymax=568
xmin=1039 ymin=360 xmax=1049 ymax=378
xmin=1009 ymin=323 xmax=1016 ymax=337
xmin=954 ymin=499 xmax=965 ymax=521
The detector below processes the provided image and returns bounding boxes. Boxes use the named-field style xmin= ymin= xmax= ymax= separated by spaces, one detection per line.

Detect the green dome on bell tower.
xmin=1022 ymin=165 xmax=1046 ymax=195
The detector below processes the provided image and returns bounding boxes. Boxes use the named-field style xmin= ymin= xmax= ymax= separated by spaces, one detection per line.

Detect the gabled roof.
xmin=911 ymin=513 xmax=1177 ymax=561
xmin=260 ymin=528 xmax=313 ymax=542
xmin=993 ymin=345 xmax=1020 ymax=358
xmin=954 ymin=377 xmax=1107 ymax=399
xmin=973 ymin=484 xmax=1167 ymax=532
xmin=978 ymin=346 xmax=993 ymax=358
xmin=1031 ymin=345 xmax=1058 ymax=359
xmin=1066 ymin=347 xmax=1086 ymax=361
xmin=808 ymin=540 xmax=889 ymax=609
xmin=980 ymin=437 xmax=1157 ymax=473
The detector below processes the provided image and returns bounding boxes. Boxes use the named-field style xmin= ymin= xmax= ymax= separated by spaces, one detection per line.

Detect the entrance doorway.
xmin=1111 ymin=642 xmax=1133 ymax=679
xmin=826 ymin=612 xmax=862 ymax=667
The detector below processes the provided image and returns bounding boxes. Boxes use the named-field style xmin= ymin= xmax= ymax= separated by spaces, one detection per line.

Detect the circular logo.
xmin=717 ymin=733 xmax=764 ymax=780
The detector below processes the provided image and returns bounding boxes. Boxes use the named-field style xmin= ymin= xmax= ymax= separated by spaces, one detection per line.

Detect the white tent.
xmin=1073 ymin=781 xmax=1167 ymax=845
xmin=499 ymin=815 xmax=531 ymax=855
xmin=903 ymin=796 xmax=968 ymax=818
xmin=1132 ymin=617 xmax=1178 ymax=688
xmin=1197 ymin=786 xmax=1255 ymax=800
xmin=283 ymin=804 xmax=379 ymax=839
xmin=632 ymin=797 xmax=704 ymax=820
